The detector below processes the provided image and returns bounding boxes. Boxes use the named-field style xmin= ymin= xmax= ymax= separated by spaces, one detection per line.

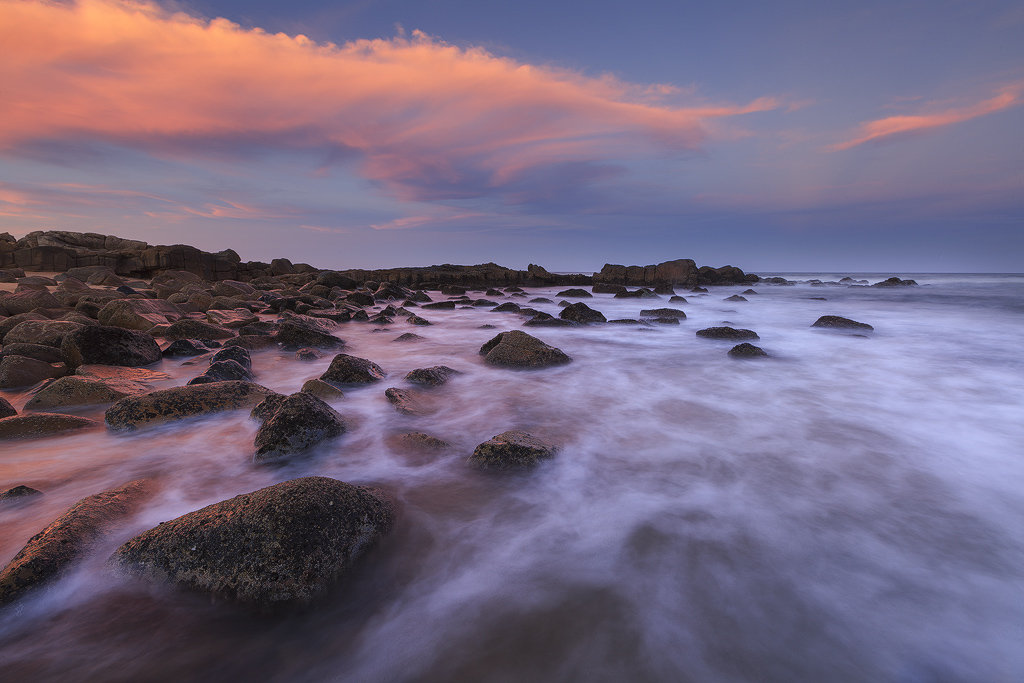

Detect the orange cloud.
xmin=832 ymin=84 xmax=1023 ymax=151
xmin=0 ymin=0 xmax=780 ymax=201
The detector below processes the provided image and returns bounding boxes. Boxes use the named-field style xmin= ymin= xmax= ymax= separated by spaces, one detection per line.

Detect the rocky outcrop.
xmin=479 ymin=331 xmax=572 ymax=369
xmin=468 ymin=430 xmax=558 ymax=470
xmin=252 ymin=392 xmax=345 ymax=463
xmin=0 ymin=480 xmax=153 ymax=607
xmin=872 ymin=277 xmax=918 ymax=287
xmin=61 ymin=325 xmax=162 ymax=368
xmin=112 ymin=477 xmax=395 ymax=610
xmin=105 ymin=381 xmax=279 ymax=431
xmin=595 ymin=259 xmax=756 ymax=287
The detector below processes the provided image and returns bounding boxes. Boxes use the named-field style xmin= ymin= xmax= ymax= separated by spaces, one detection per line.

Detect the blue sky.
xmin=0 ymin=0 xmax=1021 ymax=272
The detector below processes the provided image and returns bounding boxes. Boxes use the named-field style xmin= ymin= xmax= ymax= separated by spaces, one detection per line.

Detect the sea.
xmin=1 ymin=273 xmax=1022 ymax=682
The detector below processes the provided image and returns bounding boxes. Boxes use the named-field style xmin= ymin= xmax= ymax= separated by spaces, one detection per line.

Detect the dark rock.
xmin=668 ymin=296 xmax=688 ymax=304
xmin=0 ymin=396 xmax=15 ymax=418
xmin=608 ymin=319 xmax=650 ymax=325
xmin=253 ymin=393 xmax=345 ymax=463
xmin=592 ymin=283 xmax=627 ymax=295
xmin=105 ymin=381 xmax=279 ymax=431
xmin=316 ymin=271 xmax=360 ymax=289
xmin=559 ymin=302 xmax=606 ymax=323
xmin=112 ymin=477 xmax=394 ymax=610
xmin=491 ymin=302 xmax=521 ymax=313
xmin=4 ymin=320 xmax=84 ymax=348
xmin=275 ymin=319 xmax=344 ymax=350
xmin=295 ymin=347 xmax=324 ymax=361
xmin=811 ymin=316 xmax=874 ymax=331
xmin=0 ymin=480 xmax=152 ymax=607
xmin=97 ymin=299 xmax=181 ymax=330
xmin=421 ymin=301 xmax=456 ymax=310
xmin=61 ymin=325 xmax=162 ymax=368
xmin=614 ymin=288 xmax=659 ymax=299
xmin=556 ymin=288 xmax=592 ymax=298
xmin=729 ymin=343 xmax=768 ymax=358
xmin=384 ymin=387 xmax=431 ymax=416
xmin=206 ymin=308 xmax=258 ymax=329
xmin=320 ymin=354 xmax=386 ymax=385
xmin=468 ymin=430 xmax=558 ymax=471
xmin=237 ymin=321 xmax=277 ymax=337
xmin=388 ymin=432 xmax=451 ymax=453
xmin=24 ymin=375 xmax=147 ymax=411
xmin=392 ymin=333 xmax=424 ymax=342
xmin=872 ymin=277 xmax=918 ymax=287
xmin=479 ymin=331 xmax=571 ymax=369
xmin=0 ymin=290 xmax=62 ymax=316
xmin=222 ymin=335 xmax=279 ymax=351
xmin=300 ymin=378 xmax=345 ymax=400
xmin=523 ymin=312 xmax=573 ymax=327
xmin=407 ymin=315 xmax=432 ymax=326
xmin=648 ymin=317 xmax=681 ymax=325
xmin=724 ymin=295 xmax=748 ymax=302
xmin=1 ymin=342 xmax=64 ymax=363
xmin=190 ymin=359 xmax=251 ymax=384
xmin=639 ymin=307 xmax=686 ymax=319
xmin=691 ymin=286 xmax=709 ymax=293
xmin=1 ymin=485 xmax=42 ymax=501
xmin=0 ymin=355 xmax=65 ymax=388
xmin=695 ymin=326 xmax=759 ymax=341
xmin=405 ymin=365 xmax=460 ymax=386
xmin=529 ymin=297 xmax=553 ymax=304
xmin=742 ymin=289 xmax=758 ymax=295
xmin=163 ymin=318 xmax=235 ymax=342
xmin=0 ymin=312 xmax=48 ymax=342
xmin=210 ymin=346 xmax=251 ymax=371
xmin=0 ymin=412 xmax=95 ymax=440
xmin=653 ymin=284 xmax=676 ymax=295
xmin=162 ymin=339 xmax=213 ymax=357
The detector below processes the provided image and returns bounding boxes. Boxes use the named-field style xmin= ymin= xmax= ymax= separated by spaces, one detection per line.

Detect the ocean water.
xmin=1 ymin=273 xmax=1023 ymax=682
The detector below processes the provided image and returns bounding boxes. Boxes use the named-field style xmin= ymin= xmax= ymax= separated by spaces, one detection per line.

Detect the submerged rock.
xmin=300 ymin=379 xmax=345 ymax=400
xmin=404 ymin=365 xmax=460 ymax=386
xmin=0 ymin=480 xmax=153 ymax=607
xmin=105 ymin=381 xmax=279 ymax=431
xmin=811 ymin=315 xmax=874 ymax=331
xmin=559 ymin=302 xmax=606 ymax=324
xmin=112 ymin=477 xmax=395 ymax=610
xmin=728 ymin=343 xmax=768 ymax=358
xmin=387 ymin=432 xmax=451 ymax=453
xmin=556 ymin=288 xmax=592 ymax=298
xmin=392 ymin=333 xmax=424 ymax=343
xmin=723 ymin=294 xmax=748 ymax=302
xmin=468 ymin=430 xmax=558 ymax=471
xmin=1 ymin=485 xmax=42 ymax=501
xmin=253 ymin=392 xmax=345 ymax=463
xmin=639 ymin=307 xmax=686 ymax=319
xmin=320 ymin=354 xmax=387 ymax=385
xmin=695 ymin=326 xmax=760 ymax=341
xmin=384 ymin=387 xmax=431 ymax=416
xmin=479 ymin=331 xmax=572 ymax=369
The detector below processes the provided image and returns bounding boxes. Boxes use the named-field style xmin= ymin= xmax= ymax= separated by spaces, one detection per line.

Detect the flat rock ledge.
xmin=105 ymin=381 xmax=279 ymax=431
xmin=479 ymin=331 xmax=572 ymax=369
xmin=0 ymin=480 xmax=153 ymax=607
xmin=112 ymin=477 xmax=395 ymax=611
xmin=468 ymin=430 xmax=559 ymax=471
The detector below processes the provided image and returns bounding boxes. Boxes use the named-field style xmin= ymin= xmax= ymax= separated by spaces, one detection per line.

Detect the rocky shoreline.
xmin=0 ymin=230 xmax=906 ymax=611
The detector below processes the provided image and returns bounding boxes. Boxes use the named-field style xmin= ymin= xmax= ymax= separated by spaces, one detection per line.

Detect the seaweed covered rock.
xmin=253 ymin=392 xmax=345 ymax=463
xmin=112 ymin=477 xmax=394 ymax=610
xmin=105 ymin=381 xmax=279 ymax=431
xmin=319 ymin=354 xmax=386 ymax=385
xmin=479 ymin=331 xmax=571 ymax=369
xmin=0 ymin=480 xmax=153 ymax=606
xmin=404 ymin=365 xmax=460 ymax=387
xmin=468 ymin=430 xmax=559 ymax=471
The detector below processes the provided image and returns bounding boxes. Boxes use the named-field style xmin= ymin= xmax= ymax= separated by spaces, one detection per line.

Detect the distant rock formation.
xmin=594 ymin=258 xmax=757 ymax=287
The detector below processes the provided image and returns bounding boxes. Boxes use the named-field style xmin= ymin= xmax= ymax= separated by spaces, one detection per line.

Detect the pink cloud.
xmin=0 ymin=0 xmax=781 ymax=201
xmin=831 ymin=84 xmax=1023 ymax=151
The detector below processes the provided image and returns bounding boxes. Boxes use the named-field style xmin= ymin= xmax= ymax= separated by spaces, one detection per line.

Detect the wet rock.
xmin=222 ymin=335 xmax=279 ymax=351
xmin=872 ymin=276 xmax=918 ymax=287
xmin=479 ymin=330 xmax=572 ymax=369
xmin=729 ymin=343 xmax=768 ymax=358
xmin=0 ymin=355 xmax=65 ymax=388
xmin=668 ymin=296 xmax=688 ymax=304
xmin=592 ymin=283 xmax=627 ymax=295
xmin=407 ymin=315 xmax=432 ymax=326
xmin=647 ymin=317 xmax=681 ymax=325
xmin=276 ymin=319 xmax=345 ymax=350
xmin=319 ymin=354 xmax=386 ymax=385
xmin=614 ymin=288 xmax=659 ymax=299
xmin=61 ymin=325 xmax=162 ymax=368
xmin=112 ymin=477 xmax=394 ymax=610
xmin=1 ymin=485 xmax=42 ymax=501
xmin=421 ymin=301 xmax=456 ymax=310
xmin=0 ymin=290 xmax=62 ymax=316
xmin=190 ymin=359 xmax=252 ymax=384
xmin=0 ymin=396 xmax=16 ymax=418
xmin=491 ymin=302 xmax=521 ymax=313
xmin=210 ymin=346 xmax=251 ymax=371
xmin=388 ymin=432 xmax=451 ymax=453
xmin=0 ymin=412 xmax=95 ymax=440
xmin=405 ymin=365 xmax=460 ymax=386
xmin=0 ymin=480 xmax=153 ymax=607
xmin=97 ymin=299 xmax=181 ymax=331
xmin=163 ymin=318 xmax=236 ymax=342
xmin=639 ymin=307 xmax=686 ymax=319
xmin=0 ymin=312 xmax=48 ymax=342
xmin=384 ymin=387 xmax=431 ymax=416
xmin=811 ymin=316 xmax=874 ymax=331
xmin=105 ymin=381 xmax=279 ymax=431
xmin=1 ymin=342 xmax=64 ymax=363
xmin=691 ymin=286 xmax=709 ymax=293
xmin=250 ymin=394 xmax=287 ymax=423
xmin=24 ymin=375 xmax=147 ymax=411
xmin=695 ymin=326 xmax=760 ymax=341
xmin=556 ymin=288 xmax=592 ymax=298
xmin=523 ymin=312 xmax=573 ymax=327
xmin=295 ymin=347 xmax=324 ymax=361
xmin=253 ymin=393 xmax=345 ymax=463
xmin=162 ymin=339 xmax=214 ymax=357
xmin=559 ymin=302 xmax=606 ymax=324
xmin=392 ymin=332 xmax=424 ymax=343
xmin=4 ymin=320 xmax=84 ymax=348
xmin=724 ymin=294 xmax=748 ymax=302
xmin=468 ymin=430 xmax=558 ymax=471
xmin=300 ymin=378 xmax=345 ymax=400
xmin=237 ymin=321 xmax=277 ymax=337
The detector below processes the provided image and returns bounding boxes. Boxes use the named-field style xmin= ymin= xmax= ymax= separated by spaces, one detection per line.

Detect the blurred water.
xmin=1 ymin=274 xmax=1023 ymax=682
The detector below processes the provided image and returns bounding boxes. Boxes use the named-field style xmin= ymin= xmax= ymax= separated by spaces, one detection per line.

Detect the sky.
xmin=0 ymin=0 xmax=1021 ymax=272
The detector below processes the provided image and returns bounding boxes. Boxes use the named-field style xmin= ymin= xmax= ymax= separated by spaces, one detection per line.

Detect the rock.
xmin=190 ymin=359 xmax=251 ymax=384
xmin=276 ymin=319 xmax=345 ymax=350
xmin=300 ymin=378 xmax=345 ymax=400
xmin=421 ymin=301 xmax=456 ymax=310
xmin=872 ymin=276 xmax=918 ymax=287
xmin=695 ymin=326 xmax=759 ymax=341
xmin=61 ymin=325 xmax=162 ymax=368
xmin=0 ymin=290 xmax=62 ymax=316
xmin=0 ymin=480 xmax=153 ymax=607
xmin=388 ymin=432 xmax=451 ymax=453
xmin=1 ymin=342 xmax=64 ymax=363
xmin=559 ymin=302 xmax=606 ymax=324
xmin=0 ymin=412 xmax=95 ymax=440
xmin=523 ymin=312 xmax=573 ymax=327
xmin=222 ymin=335 xmax=278 ymax=351
xmin=210 ymin=346 xmax=251 ymax=370
xmin=729 ymin=343 xmax=768 ymax=358
xmin=724 ymin=294 xmax=748 ymax=302
xmin=647 ymin=317 xmax=681 ymax=325
xmin=669 ymin=296 xmax=688 ymax=304
xmin=319 ymin=354 xmax=386 ymax=385
xmin=479 ymin=331 xmax=572 ymax=369
xmin=404 ymin=365 xmax=460 ymax=386
xmin=691 ymin=286 xmax=709 ymax=293
xmin=639 ymin=307 xmax=686 ymax=319
xmin=392 ymin=332 xmax=424 ymax=343
xmin=468 ymin=430 xmax=558 ymax=471
xmin=592 ymin=283 xmax=627 ymax=295
xmin=76 ymin=364 xmax=170 ymax=386
xmin=238 ymin=321 xmax=278 ymax=337
xmin=295 ymin=347 xmax=324 ymax=361
xmin=206 ymin=308 xmax=258 ymax=328
xmin=0 ymin=396 xmax=16 ymax=418
xmin=105 ymin=381 xmax=279 ymax=431
xmin=163 ymin=318 xmax=235 ymax=342
xmin=556 ymin=288 xmax=592 ymax=298
xmin=253 ymin=393 xmax=345 ymax=463
xmin=742 ymin=289 xmax=758 ymax=295
xmin=3 ymin=320 xmax=84 ymax=348
xmin=491 ymin=302 xmax=521 ymax=313
xmin=614 ymin=288 xmax=659 ymax=299
xmin=162 ymin=339 xmax=214 ymax=357
xmin=250 ymin=394 xmax=287 ymax=423
xmin=811 ymin=316 xmax=874 ymax=331
xmin=384 ymin=387 xmax=431 ymax=416
xmin=24 ymin=375 xmax=147 ymax=411
xmin=97 ymin=299 xmax=181 ymax=330
xmin=0 ymin=355 xmax=65 ymax=388
xmin=0 ymin=312 xmax=48 ymax=342
xmin=407 ymin=315 xmax=432 ymax=326
xmin=112 ymin=477 xmax=394 ymax=610
xmin=1 ymin=485 xmax=42 ymax=501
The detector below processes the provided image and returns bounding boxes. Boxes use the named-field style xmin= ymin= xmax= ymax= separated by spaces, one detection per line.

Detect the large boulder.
xmin=61 ymin=325 xmax=162 ymax=368
xmin=3 ymin=320 xmax=84 ymax=348
xmin=24 ymin=375 xmax=148 ymax=411
xmin=206 ymin=308 xmax=258 ymax=329
xmin=0 ymin=289 xmax=62 ymax=316
xmin=0 ymin=412 xmax=95 ymax=440
xmin=105 ymin=381 xmax=279 ymax=431
xmin=811 ymin=315 xmax=874 ymax=331
xmin=98 ymin=299 xmax=182 ymax=330
xmin=468 ymin=430 xmax=558 ymax=470
xmin=276 ymin=319 xmax=345 ymax=350
xmin=319 ymin=354 xmax=386 ymax=385
xmin=253 ymin=392 xmax=346 ymax=463
xmin=0 ymin=312 xmax=48 ymax=342
xmin=695 ymin=326 xmax=759 ymax=341
xmin=479 ymin=331 xmax=572 ymax=369
xmin=112 ymin=477 xmax=395 ymax=610
xmin=559 ymin=302 xmax=606 ymax=324
xmin=0 ymin=480 xmax=153 ymax=606
xmin=162 ymin=318 xmax=235 ymax=341
xmin=0 ymin=342 xmax=63 ymax=363
xmin=0 ymin=355 xmax=65 ymax=388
